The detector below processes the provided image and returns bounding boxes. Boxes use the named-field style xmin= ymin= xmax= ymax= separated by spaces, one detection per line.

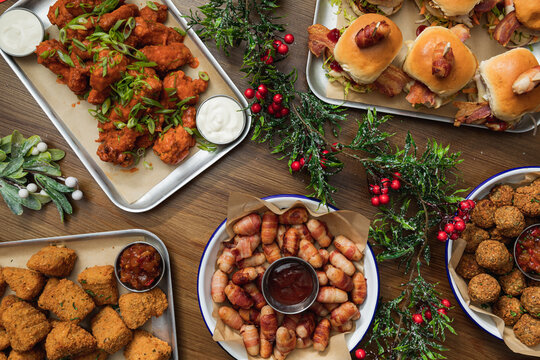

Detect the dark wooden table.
xmin=0 ymin=0 xmax=537 ymax=359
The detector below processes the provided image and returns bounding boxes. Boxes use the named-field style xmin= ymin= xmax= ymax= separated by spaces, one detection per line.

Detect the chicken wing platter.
xmin=0 ymin=0 xmax=250 ymax=212
xmin=0 ymin=229 xmax=178 ymax=360
xmin=306 ymin=0 xmax=540 ymax=133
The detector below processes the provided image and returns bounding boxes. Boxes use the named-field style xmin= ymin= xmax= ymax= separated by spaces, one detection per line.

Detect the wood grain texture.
xmin=0 ymin=0 xmax=537 ymax=358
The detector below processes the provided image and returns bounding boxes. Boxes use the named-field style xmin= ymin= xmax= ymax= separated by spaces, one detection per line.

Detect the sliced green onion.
xmin=199 ymin=71 xmax=209 ymax=81
xmin=147 ymin=1 xmax=158 ymax=10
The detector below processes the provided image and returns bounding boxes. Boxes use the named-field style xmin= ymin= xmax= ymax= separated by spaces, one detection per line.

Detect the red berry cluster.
xmin=290 ymin=147 xmax=334 ymax=172
xmin=369 ymin=173 xmax=402 ymax=207
xmin=412 ymin=298 xmax=452 ymax=325
xmin=436 ymin=199 xmax=475 ymax=242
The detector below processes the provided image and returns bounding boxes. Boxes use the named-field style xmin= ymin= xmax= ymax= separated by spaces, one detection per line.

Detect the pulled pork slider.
xmin=482 ymin=0 xmax=540 ymax=47
xmin=307 ymin=14 xmax=409 ymax=97
xmin=349 ymin=0 xmax=404 ymax=16
xmin=403 ymin=26 xmax=477 ymax=109
xmin=414 ymin=0 xmax=484 ymax=27
xmin=454 ymin=48 xmax=540 ymax=131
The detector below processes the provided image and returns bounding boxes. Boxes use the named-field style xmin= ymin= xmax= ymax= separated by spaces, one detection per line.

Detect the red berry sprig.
xmin=369 ymin=172 xmax=402 ymax=207
xmin=355 ymin=348 xmax=366 ymax=359
xmin=284 ymin=33 xmax=294 ymax=44
xmin=436 ymin=200 xmax=475 ymax=242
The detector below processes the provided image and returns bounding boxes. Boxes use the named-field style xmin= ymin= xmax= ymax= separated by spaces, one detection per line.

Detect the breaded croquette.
xmin=72 ymin=350 xmax=108 ymax=360
xmin=7 ymin=346 xmax=46 ymax=360
xmin=1 ymin=301 xmax=51 ymax=352
xmin=0 ymin=326 xmax=9 ymax=350
xmin=77 ymin=265 xmax=118 ymax=305
xmin=2 ymin=268 xmax=45 ymax=301
xmin=0 ymin=267 xmax=6 ymax=297
xmin=91 ymin=306 xmax=132 ymax=354
xmin=0 ymin=296 xmax=22 ymax=328
xmin=45 ymin=322 xmax=97 ymax=360
xmin=27 ymin=246 xmax=77 ymax=277
xmin=119 ymin=288 xmax=168 ymax=329
xmin=124 ymin=330 xmax=171 ymax=360
xmin=38 ymin=278 xmax=95 ymax=323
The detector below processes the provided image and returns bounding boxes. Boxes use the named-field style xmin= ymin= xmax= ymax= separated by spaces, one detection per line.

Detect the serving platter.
xmin=197 ymin=194 xmax=380 ymax=359
xmin=306 ymin=0 xmax=540 ymax=133
xmin=0 ymin=0 xmax=251 ymax=213
xmin=446 ymin=167 xmax=540 ymax=340
xmin=0 ymin=229 xmax=178 ymax=360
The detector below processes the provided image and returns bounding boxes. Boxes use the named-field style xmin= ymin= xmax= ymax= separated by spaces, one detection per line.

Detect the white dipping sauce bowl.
xmin=0 ymin=9 xmax=44 ymax=57
xmin=196 ymin=95 xmax=246 ymax=145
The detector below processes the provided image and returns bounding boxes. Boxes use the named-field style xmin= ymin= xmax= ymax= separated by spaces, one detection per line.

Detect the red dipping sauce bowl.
xmin=261 ymin=257 xmax=319 ymax=314
xmin=514 ymin=224 xmax=540 ymax=281
xmin=114 ymin=242 xmax=165 ymax=292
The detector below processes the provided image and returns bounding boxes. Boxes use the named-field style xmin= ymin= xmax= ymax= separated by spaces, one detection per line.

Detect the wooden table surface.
xmin=0 ymin=0 xmax=537 ymax=359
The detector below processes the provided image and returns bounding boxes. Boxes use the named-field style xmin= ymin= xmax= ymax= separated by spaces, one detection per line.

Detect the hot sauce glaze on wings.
xmin=37 ymin=0 xmax=209 ymax=168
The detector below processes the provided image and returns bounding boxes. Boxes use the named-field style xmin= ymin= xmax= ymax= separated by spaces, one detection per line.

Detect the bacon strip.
xmin=432 ymin=42 xmax=454 ymax=78
xmin=474 ymin=0 xmax=502 ymax=14
xmin=453 ymin=101 xmax=492 ymax=125
xmin=308 ymin=24 xmax=336 ymax=57
xmin=450 ymin=24 xmax=471 ymax=43
xmin=355 ymin=21 xmax=391 ymax=48
xmin=374 ymin=65 xmax=409 ymax=97
xmin=406 ymin=81 xmax=436 ymax=108
xmin=493 ymin=11 xmax=522 ymax=46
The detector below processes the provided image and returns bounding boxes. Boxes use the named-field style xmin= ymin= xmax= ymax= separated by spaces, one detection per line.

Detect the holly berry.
xmin=454 ymin=220 xmax=466 ymax=232
xmin=257 ymin=84 xmax=268 ymax=95
xmin=459 ymin=201 xmax=471 ymax=211
xmin=425 ymin=310 xmax=432 ymax=320
xmin=273 ymin=94 xmax=283 ymax=104
xmin=371 ymin=185 xmax=381 ymax=195
xmin=381 ymin=178 xmax=390 ymax=188
xmin=379 ymin=194 xmax=390 ymax=205
xmin=355 ymin=348 xmax=366 ymax=359
xmin=441 ymin=299 xmax=451 ymax=308
xmin=444 ymin=223 xmax=455 ymax=234
xmin=265 ymin=56 xmax=274 ymax=65
xmin=390 ymin=179 xmax=401 ymax=191
xmin=277 ymin=43 xmax=289 ymax=55
xmin=437 ymin=231 xmax=448 ymax=242
xmin=280 ymin=108 xmax=289 ymax=117
xmin=381 ymin=187 xmax=389 ymax=195
xmin=299 ymin=157 xmax=306 ymax=167
xmin=256 ymin=91 xmax=265 ymax=100
xmin=371 ymin=196 xmax=380 ymax=207
xmin=322 ymin=150 xmax=330 ymax=155
xmin=244 ymin=88 xmax=255 ymax=99
xmin=467 ymin=199 xmax=476 ymax=209
xmin=267 ymin=105 xmax=275 ymax=115
xmin=273 ymin=40 xmax=282 ymax=49
xmin=251 ymin=103 xmax=262 ymax=113
xmin=450 ymin=232 xmax=459 ymax=240
xmin=437 ymin=308 xmax=447 ymax=316
xmin=331 ymin=142 xmax=339 ymax=152
xmin=284 ymin=33 xmax=294 ymax=44
xmin=291 ymin=161 xmax=301 ymax=172
xmin=393 ymin=172 xmax=401 ymax=179
xmin=412 ymin=313 xmax=423 ymax=324
xmin=320 ymin=158 xmax=327 ymax=169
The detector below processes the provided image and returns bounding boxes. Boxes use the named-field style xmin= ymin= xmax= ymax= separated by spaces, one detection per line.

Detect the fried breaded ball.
xmin=491 ymin=252 xmax=514 ymax=276
xmin=38 ymin=278 xmax=95 ymax=323
xmin=492 ymin=296 xmax=523 ymax=326
xmin=468 ymin=274 xmax=501 ymax=304
xmin=461 ymin=224 xmax=490 ymax=253
xmin=77 ymin=265 xmax=119 ymax=306
xmin=499 ymin=268 xmax=527 ymax=296
xmin=45 ymin=322 xmax=97 ymax=360
xmin=72 ymin=350 xmax=108 ymax=360
xmin=1 ymin=301 xmax=51 ymax=352
xmin=7 ymin=346 xmax=46 ymax=360
xmin=124 ymin=330 xmax=171 ymax=360
xmin=513 ymin=185 xmax=540 ymax=217
xmin=521 ymin=287 xmax=540 ymax=318
xmin=0 ymin=296 xmax=22 ymax=328
xmin=0 ymin=268 xmax=6 ymax=297
xmin=27 ymin=246 xmax=77 ymax=277
xmin=91 ymin=306 xmax=132 ymax=354
xmin=475 ymin=240 xmax=511 ymax=272
xmin=494 ymin=206 xmax=525 ymax=238
xmin=0 ymin=327 xmax=9 ymax=350
xmin=471 ymin=199 xmax=497 ymax=229
xmin=489 ymin=227 xmax=512 ymax=245
xmin=489 ymin=184 xmax=514 ymax=207
xmin=118 ymin=288 xmax=168 ymax=329
xmin=514 ymin=314 xmax=540 ymax=347
xmin=456 ymin=254 xmax=485 ymax=280
xmin=2 ymin=268 xmax=45 ymax=301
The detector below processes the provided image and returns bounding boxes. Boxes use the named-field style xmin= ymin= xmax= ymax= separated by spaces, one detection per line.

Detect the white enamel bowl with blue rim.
xmin=446 ymin=167 xmax=540 ymax=340
xmin=197 ymin=194 xmax=381 ymax=359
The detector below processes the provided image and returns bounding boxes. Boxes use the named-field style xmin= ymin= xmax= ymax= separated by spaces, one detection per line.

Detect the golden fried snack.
xmin=152 ymin=126 xmax=195 ymax=165
xmin=0 ymin=327 xmax=9 ymax=350
xmin=124 ymin=330 xmax=171 ymax=360
xmin=118 ymin=288 xmax=168 ymax=329
xmin=140 ymin=43 xmax=196 ymax=73
xmin=1 ymin=302 xmax=51 ymax=352
xmin=2 ymin=268 xmax=45 ymax=301
xmin=0 ymin=296 xmax=22 ymax=328
xmin=27 ymin=245 xmax=77 ymax=277
xmin=139 ymin=2 xmax=168 ymax=23
xmin=38 ymin=278 xmax=95 ymax=323
xmin=72 ymin=350 xmax=108 ymax=360
xmin=91 ymin=306 xmax=132 ymax=354
xmin=78 ymin=265 xmax=119 ymax=306
xmin=45 ymin=322 xmax=97 ymax=360
xmin=0 ymin=267 xmax=6 ymax=297
xmin=7 ymin=346 xmax=46 ymax=360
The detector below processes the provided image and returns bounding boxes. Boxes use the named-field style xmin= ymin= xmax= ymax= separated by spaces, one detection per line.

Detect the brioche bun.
xmin=429 ymin=0 xmax=483 ymax=17
xmin=515 ymin=0 xmax=540 ymax=31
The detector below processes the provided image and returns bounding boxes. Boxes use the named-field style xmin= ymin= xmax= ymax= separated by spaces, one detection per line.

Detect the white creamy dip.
xmin=0 ymin=9 xmax=44 ymax=57
xmin=197 ymin=96 xmax=245 ymax=144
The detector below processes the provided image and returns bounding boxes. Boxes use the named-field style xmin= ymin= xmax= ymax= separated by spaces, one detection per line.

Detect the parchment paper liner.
xmin=14 ymin=0 xmax=237 ymax=204
xmin=327 ymin=1 xmax=509 ymax=119
xmin=448 ymin=173 xmax=540 ymax=357
xmin=211 ymin=193 xmax=371 ymax=360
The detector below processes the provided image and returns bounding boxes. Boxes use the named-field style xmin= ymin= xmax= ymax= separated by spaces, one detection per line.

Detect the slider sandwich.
xmin=308 ymin=13 xmax=409 ymax=97
xmin=349 ymin=0 xmax=404 ymax=16
xmin=454 ymin=48 xmax=540 ymax=131
xmin=402 ymin=26 xmax=478 ymax=109
xmin=414 ymin=0 xmax=484 ymax=27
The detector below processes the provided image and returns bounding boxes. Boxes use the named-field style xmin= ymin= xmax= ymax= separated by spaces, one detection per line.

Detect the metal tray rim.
xmin=0 ymin=228 xmax=179 ymax=360
xmin=0 ymin=0 xmax=252 ymax=213
xmin=305 ymin=0 xmax=540 ymax=134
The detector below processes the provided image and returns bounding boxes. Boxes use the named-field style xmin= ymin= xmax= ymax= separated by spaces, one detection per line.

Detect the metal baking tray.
xmin=0 ymin=0 xmax=251 ymax=212
xmin=0 ymin=229 xmax=178 ymax=360
xmin=306 ymin=0 xmax=540 ymax=133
